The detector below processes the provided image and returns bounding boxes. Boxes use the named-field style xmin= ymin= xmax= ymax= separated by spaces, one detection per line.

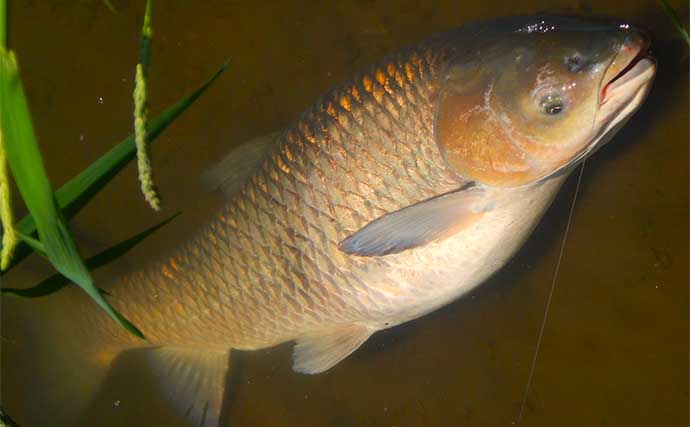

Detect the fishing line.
xmin=516 ymin=161 xmax=586 ymax=426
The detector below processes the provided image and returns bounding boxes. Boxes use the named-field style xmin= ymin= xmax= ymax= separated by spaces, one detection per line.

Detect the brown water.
xmin=2 ymin=1 xmax=688 ymax=426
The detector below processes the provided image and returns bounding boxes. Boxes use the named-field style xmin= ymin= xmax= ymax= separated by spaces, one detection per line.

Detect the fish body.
xmin=95 ymin=37 xmax=560 ymax=351
xmin=4 ymin=15 xmax=656 ymax=427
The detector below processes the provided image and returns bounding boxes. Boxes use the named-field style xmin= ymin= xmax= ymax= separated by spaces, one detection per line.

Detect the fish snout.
xmin=600 ymin=27 xmax=655 ymax=104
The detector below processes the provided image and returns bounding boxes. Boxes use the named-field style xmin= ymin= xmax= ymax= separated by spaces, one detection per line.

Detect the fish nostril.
xmin=566 ymin=54 xmax=585 ymax=73
xmin=619 ymin=25 xmax=652 ymax=55
xmin=622 ymin=34 xmax=645 ymax=55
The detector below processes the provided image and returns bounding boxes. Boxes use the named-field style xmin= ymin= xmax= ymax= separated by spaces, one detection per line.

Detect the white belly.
xmin=368 ymin=176 xmax=566 ymax=327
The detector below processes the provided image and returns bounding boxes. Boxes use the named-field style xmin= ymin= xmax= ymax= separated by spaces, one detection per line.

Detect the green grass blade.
xmin=86 ymin=212 xmax=177 ymax=269
xmin=0 ymin=48 xmax=143 ymax=338
xmin=103 ymin=0 xmax=117 ymax=14
xmin=0 ymin=405 xmax=21 ymax=427
xmin=2 ymin=213 xmax=179 ymax=298
xmin=659 ymin=0 xmax=690 ymax=45
xmin=0 ymin=61 xmax=228 ymax=272
xmin=0 ymin=0 xmax=6 ymax=48
xmin=16 ymin=231 xmax=45 ymax=256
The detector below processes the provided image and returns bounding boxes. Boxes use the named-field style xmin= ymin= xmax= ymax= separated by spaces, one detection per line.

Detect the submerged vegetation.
xmin=0 ymin=0 xmax=227 ymax=337
xmin=660 ymin=0 xmax=690 ymax=45
xmin=0 ymin=406 xmax=20 ymax=427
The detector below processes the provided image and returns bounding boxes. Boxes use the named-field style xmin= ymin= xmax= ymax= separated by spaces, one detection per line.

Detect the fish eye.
xmin=539 ymin=92 xmax=566 ymax=115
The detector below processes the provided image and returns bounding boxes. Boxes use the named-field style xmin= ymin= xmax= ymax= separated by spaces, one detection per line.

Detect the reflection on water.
xmin=2 ymin=1 xmax=688 ymax=426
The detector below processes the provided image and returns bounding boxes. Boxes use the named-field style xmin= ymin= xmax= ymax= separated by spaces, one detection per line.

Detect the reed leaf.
xmin=659 ymin=0 xmax=690 ymax=45
xmin=15 ymin=231 xmax=44 ymax=256
xmin=0 ymin=0 xmax=6 ymax=48
xmin=0 ymin=405 xmax=20 ymax=427
xmin=2 ymin=213 xmax=179 ymax=298
xmin=103 ymin=0 xmax=117 ymax=14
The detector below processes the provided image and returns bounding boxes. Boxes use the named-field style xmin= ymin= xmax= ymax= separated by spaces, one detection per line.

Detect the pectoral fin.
xmin=145 ymin=347 xmax=231 ymax=427
xmin=339 ymin=184 xmax=491 ymax=256
xmin=293 ymin=324 xmax=375 ymax=374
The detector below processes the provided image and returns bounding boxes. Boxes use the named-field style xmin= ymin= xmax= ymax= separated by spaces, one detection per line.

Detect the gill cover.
xmin=436 ymin=67 xmax=539 ymax=186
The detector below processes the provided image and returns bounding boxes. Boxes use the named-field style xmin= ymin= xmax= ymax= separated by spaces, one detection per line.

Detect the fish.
xmin=2 ymin=14 xmax=655 ymax=427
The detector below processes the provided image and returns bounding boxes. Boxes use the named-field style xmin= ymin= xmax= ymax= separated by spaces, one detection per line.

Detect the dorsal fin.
xmin=200 ymin=132 xmax=278 ymax=198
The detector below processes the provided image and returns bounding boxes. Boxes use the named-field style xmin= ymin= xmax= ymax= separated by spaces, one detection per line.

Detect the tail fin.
xmin=1 ymin=279 xmax=138 ymax=427
xmin=2 ymin=274 xmax=234 ymax=427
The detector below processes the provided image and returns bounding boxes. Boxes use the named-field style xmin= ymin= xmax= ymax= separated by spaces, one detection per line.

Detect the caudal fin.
xmin=1 ymin=283 xmax=136 ymax=426
xmin=2 ymin=284 xmax=236 ymax=426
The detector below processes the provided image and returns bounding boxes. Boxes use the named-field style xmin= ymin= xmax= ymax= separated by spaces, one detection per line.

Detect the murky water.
xmin=2 ymin=1 xmax=688 ymax=426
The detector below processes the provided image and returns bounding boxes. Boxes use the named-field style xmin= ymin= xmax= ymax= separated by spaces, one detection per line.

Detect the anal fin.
xmin=293 ymin=324 xmax=375 ymax=374
xmin=145 ymin=347 xmax=231 ymax=427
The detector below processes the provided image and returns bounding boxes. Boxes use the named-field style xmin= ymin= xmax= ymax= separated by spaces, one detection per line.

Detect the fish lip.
xmin=600 ymin=34 xmax=654 ymax=104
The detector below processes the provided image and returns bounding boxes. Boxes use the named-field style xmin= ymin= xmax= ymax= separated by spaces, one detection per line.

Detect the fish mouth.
xmin=600 ymin=33 xmax=655 ymax=104
xmin=572 ymin=32 xmax=656 ymax=166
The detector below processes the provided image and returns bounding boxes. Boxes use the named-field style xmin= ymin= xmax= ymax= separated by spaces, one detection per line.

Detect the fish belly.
xmin=365 ymin=177 xmax=566 ymax=329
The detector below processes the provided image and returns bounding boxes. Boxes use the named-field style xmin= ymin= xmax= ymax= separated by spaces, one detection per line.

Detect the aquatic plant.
xmin=0 ymin=0 xmax=15 ymax=271
xmin=0 ymin=0 xmax=228 ymax=337
xmin=0 ymin=405 xmax=20 ymax=427
xmin=659 ymin=0 xmax=690 ymax=45
xmin=0 ymin=127 xmax=16 ymax=270
xmin=134 ymin=0 xmax=160 ymax=210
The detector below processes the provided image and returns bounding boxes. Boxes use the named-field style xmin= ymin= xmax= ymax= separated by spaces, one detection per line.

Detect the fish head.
xmin=436 ymin=17 xmax=656 ymax=187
